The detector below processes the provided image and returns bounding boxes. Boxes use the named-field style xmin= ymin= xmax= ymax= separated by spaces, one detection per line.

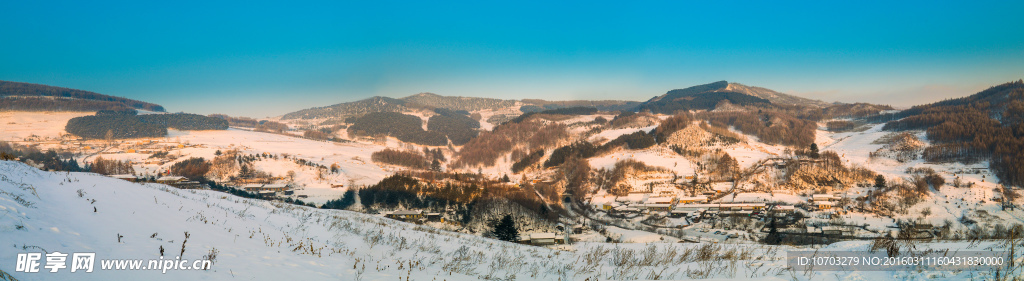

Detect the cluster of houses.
xmin=517 ymin=233 xmax=566 ymax=245
xmin=592 ymin=191 xmax=848 ymax=220
xmin=811 ymin=194 xmax=840 ymax=210
xmin=242 ymin=183 xmax=294 ymax=197
xmin=383 ymin=210 xmax=445 ymax=223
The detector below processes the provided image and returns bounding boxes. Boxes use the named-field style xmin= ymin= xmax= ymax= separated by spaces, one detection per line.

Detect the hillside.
xmin=636 ymin=81 xmax=766 ymax=113
xmin=636 ymin=81 xmax=772 ymax=114
xmin=4 ymin=160 xmax=1012 ymax=280
xmin=0 ymin=80 xmax=164 ymax=112
xmin=635 ymin=81 xmax=836 ymax=114
xmin=520 ymin=99 xmax=640 ymax=112
xmin=880 ymin=79 xmax=1024 ymax=186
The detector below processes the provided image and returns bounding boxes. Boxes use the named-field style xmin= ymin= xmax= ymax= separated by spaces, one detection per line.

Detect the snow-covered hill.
xmin=3 ymin=161 xmax=1021 ymax=280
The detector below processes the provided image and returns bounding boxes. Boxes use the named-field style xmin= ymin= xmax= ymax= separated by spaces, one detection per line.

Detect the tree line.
xmin=66 ymin=112 xmax=228 ymax=139
xmin=371 ymin=148 xmax=429 ymax=169
xmin=0 ymin=142 xmax=85 ymax=172
xmin=697 ymin=110 xmax=816 ymax=147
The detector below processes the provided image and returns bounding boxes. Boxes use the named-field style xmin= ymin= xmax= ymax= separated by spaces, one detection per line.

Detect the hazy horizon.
xmin=2 ymin=1 xmax=1022 ymax=118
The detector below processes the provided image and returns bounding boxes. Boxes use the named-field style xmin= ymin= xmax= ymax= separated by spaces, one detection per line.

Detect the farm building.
xmin=386 ymin=210 xmax=423 ymax=221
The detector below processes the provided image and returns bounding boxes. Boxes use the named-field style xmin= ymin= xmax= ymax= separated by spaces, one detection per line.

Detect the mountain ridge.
xmin=0 ymin=80 xmax=165 ymax=112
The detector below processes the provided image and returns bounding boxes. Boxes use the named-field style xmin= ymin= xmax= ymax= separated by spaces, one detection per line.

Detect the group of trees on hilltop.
xmin=358 ymin=175 xmax=482 ymax=209
xmin=697 ymin=111 xmax=816 ymax=147
xmin=371 ymin=149 xmax=429 ymax=169
xmin=66 ymin=115 xmax=167 ymax=139
xmin=608 ymin=111 xmax=658 ymax=128
xmin=508 ymin=107 xmax=598 ymax=123
xmin=427 ymin=108 xmax=480 ymax=145
xmin=170 ymin=157 xmax=210 ymax=181
xmin=66 ymin=112 xmax=227 ymax=139
xmin=826 ymin=120 xmax=855 ymax=131
xmin=0 ymin=80 xmax=164 ymax=111
xmin=347 ymin=112 xmax=448 ymax=146
xmin=282 ymin=96 xmax=410 ymax=120
xmin=452 ymin=121 xmax=566 ymax=168
xmin=602 ymin=130 xmax=656 ymax=150
xmin=544 ymin=141 xmax=598 ymax=168
xmin=651 ymin=113 xmax=694 ymax=143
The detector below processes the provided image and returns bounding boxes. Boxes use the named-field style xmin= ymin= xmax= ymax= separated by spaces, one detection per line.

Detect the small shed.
xmin=529 ymin=233 xmax=556 ymax=245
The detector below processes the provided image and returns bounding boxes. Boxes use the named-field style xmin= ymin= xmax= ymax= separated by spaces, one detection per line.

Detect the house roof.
xmin=530 ymin=233 xmax=556 ymax=239
xmin=157 ymin=176 xmax=185 ymax=181
xmin=391 ymin=210 xmax=422 ymax=215
xmin=110 ymin=174 xmax=136 ymax=179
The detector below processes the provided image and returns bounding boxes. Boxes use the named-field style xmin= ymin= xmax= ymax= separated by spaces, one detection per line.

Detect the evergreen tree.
xmin=874 ymin=175 xmax=887 ymax=188
xmin=431 ymin=158 xmax=441 ymax=172
xmin=809 ymin=143 xmax=820 ymax=159
xmin=491 ymin=214 xmax=519 ymax=242
xmin=764 ymin=217 xmax=781 ymax=245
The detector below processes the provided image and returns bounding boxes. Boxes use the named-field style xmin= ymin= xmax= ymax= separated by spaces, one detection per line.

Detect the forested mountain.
xmin=0 ymin=80 xmax=164 ymax=112
xmin=634 ymin=81 xmax=836 ymax=114
xmin=400 ymin=92 xmax=516 ymax=112
xmin=346 ymin=112 xmax=449 ymax=146
xmin=281 ymin=92 xmax=639 ymax=122
xmin=519 ymin=99 xmax=640 ymax=113
xmin=880 ymin=79 xmax=1024 ymax=186
xmin=281 ymin=96 xmax=412 ymax=120
xmin=636 ymin=81 xmax=773 ymax=114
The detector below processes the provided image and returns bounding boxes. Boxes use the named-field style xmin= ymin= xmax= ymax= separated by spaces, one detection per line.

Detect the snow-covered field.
xmin=0 ymin=111 xmax=92 ymax=141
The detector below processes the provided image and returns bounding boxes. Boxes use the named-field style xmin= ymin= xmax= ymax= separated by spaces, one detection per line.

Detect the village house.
xmin=642 ymin=203 xmax=672 ymax=212
xmin=673 ymin=203 xmax=766 ymax=216
xmin=812 ymin=194 xmax=839 ymax=201
xmin=386 ymin=210 xmax=423 ymax=221
xmin=110 ymin=174 xmax=138 ymax=182
xmin=677 ymin=195 xmax=709 ymax=204
xmin=242 ymin=183 xmax=291 ymax=193
xmin=814 ymin=200 xmax=835 ymax=210
xmin=424 ymin=213 xmax=444 ymax=222
xmin=156 ymin=176 xmax=186 ymax=184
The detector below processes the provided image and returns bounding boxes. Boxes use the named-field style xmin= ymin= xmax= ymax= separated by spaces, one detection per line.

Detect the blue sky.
xmin=2 ymin=1 xmax=1023 ymax=117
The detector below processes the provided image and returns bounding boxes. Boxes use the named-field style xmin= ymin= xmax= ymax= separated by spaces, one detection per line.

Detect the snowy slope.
xmin=2 ymin=155 xmax=1022 ymax=280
